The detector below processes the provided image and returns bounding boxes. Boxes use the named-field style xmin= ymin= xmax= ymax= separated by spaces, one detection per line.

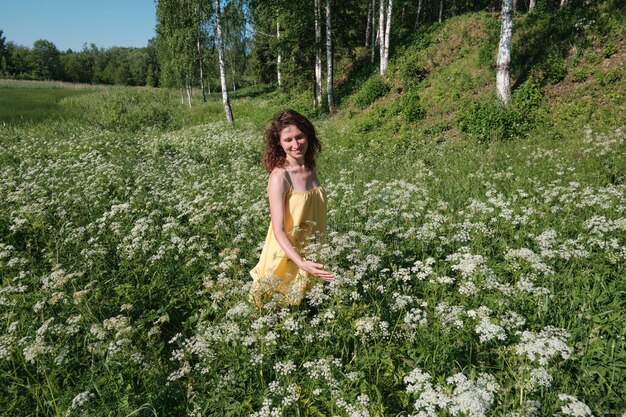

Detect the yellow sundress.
xmin=249 ymin=185 xmax=327 ymax=306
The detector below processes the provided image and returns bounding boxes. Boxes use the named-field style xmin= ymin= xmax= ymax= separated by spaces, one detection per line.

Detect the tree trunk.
xmin=276 ymin=21 xmax=283 ymax=89
xmin=197 ymin=38 xmax=206 ymax=102
xmin=381 ymin=0 xmax=393 ymax=76
xmin=365 ymin=0 xmax=372 ymax=48
xmin=315 ymin=0 xmax=323 ymax=108
xmin=379 ymin=0 xmax=386 ymax=74
xmin=439 ymin=0 xmax=444 ymax=23
xmin=496 ymin=0 xmax=513 ymax=105
xmin=371 ymin=0 xmax=377 ymax=63
xmin=326 ymin=0 xmax=334 ymax=112
xmin=560 ymin=0 xmax=567 ymax=8
xmin=215 ymin=0 xmax=234 ymax=123
xmin=414 ymin=0 xmax=423 ymax=30
xmin=529 ymin=0 xmax=536 ymax=11
xmin=185 ymin=76 xmax=192 ymax=108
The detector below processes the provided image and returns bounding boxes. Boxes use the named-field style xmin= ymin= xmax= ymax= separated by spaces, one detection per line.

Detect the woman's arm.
xmin=268 ymin=171 xmax=334 ymax=282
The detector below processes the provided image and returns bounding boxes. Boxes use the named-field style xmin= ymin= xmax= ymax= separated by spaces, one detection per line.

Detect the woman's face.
xmin=279 ymin=125 xmax=308 ymax=161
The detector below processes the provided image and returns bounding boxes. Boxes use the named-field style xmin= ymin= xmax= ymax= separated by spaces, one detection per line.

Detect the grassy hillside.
xmin=331 ymin=4 xmax=624 ymax=146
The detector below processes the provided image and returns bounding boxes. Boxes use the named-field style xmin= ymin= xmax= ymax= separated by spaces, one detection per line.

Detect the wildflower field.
xmin=0 ymin=94 xmax=625 ymax=417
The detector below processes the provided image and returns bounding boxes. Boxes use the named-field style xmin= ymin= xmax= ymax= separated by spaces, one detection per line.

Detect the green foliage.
xmin=458 ymin=97 xmax=521 ymax=142
xmin=392 ymin=46 xmax=430 ymax=90
xmin=61 ymin=89 xmax=180 ymax=132
xmin=356 ymin=104 xmax=390 ymax=133
xmin=353 ymin=75 xmax=390 ymax=109
xmin=458 ymin=80 xmax=546 ymax=142
xmin=541 ymin=46 xmax=566 ymax=84
xmin=597 ymin=67 xmax=623 ymax=86
xmin=603 ymin=35 xmax=617 ymax=58
xmin=395 ymin=89 xmax=426 ymax=123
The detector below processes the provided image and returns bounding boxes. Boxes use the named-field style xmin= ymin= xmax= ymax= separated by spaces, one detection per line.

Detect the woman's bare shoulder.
xmin=268 ymin=168 xmax=289 ymax=191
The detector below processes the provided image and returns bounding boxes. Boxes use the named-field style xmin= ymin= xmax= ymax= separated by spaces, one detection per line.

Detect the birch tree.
xmin=326 ymin=0 xmax=334 ymax=111
xmin=314 ymin=0 xmax=323 ymax=108
xmin=276 ymin=21 xmax=282 ymax=89
xmin=365 ymin=0 xmax=373 ymax=48
xmin=529 ymin=0 xmax=536 ymax=11
xmin=439 ymin=0 xmax=445 ymax=23
xmin=156 ymin=0 xmax=200 ymax=107
xmin=215 ymin=0 xmax=234 ymax=123
xmin=379 ymin=0 xmax=386 ymax=72
xmin=382 ymin=0 xmax=393 ymax=76
xmin=496 ymin=0 xmax=513 ymax=105
xmin=371 ymin=0 xmax=377 ymax=63
xmin=378 ymin=0 xmax=393 ymax=76
xmin=414 ymin=0 xmax=423 ymax=30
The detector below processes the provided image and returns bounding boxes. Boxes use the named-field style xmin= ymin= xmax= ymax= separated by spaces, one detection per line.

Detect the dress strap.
xmin=280 ymin=168 xmax=294 ymax=189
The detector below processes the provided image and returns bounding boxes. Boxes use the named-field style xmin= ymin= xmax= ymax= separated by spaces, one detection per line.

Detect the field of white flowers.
xmin=0 ymin=115 xmax=624 ymax=416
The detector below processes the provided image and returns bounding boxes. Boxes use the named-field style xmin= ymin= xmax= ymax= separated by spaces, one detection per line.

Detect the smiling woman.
xmin=249 ymin=109 xmax=335 ymax=306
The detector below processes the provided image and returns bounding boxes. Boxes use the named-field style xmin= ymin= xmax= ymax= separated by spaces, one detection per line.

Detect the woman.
xmin=249 ymin=110 xmax=334 ymax=306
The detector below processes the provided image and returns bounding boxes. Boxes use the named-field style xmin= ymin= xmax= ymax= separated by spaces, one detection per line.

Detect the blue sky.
xmin=0 ymin=0 xmax=157 ymax=51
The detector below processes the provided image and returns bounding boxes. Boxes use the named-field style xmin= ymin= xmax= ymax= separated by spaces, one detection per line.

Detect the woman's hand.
xmin=298 ymin=260 xmax=335 ymax=282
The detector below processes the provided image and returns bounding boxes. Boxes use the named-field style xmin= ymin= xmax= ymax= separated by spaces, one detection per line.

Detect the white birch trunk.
xmin=415 ymin=0 xmax=423 ymax=30
xmin=180 ymin=87 xmax=184 ymax=105
xmin=326 ymin=0 xmax=334 ymax=112
xmin=381 ymin=0 xmax=393 ymax=76
xmin=496 ymin=0 xmax=513 ymax=105
xmin=371 ymin=0 xmax=377 ymax=63
xmin=277 ymin=21 xmax=283 ymax=89
xmin=379 ymin=0 xmax=386 ymax=74
xmin=315 ymin=0 xmax=323 ymax=108
xmin=215 ymin=0 xmax=234 ymax=123
xmin=197 ymin=38 xmax=206 ymax=102
xmin=439 ymin=0 xmax=444 ymax=23
xmin=365 ymin=0 xmax=373 ymax=47
xmin=185 ymin=76 xmax=192 ymax=108
xmin=560 ymin=0 xmax=567 ymax=8
xmin=529 ymin=0 xmax=536 ymax=10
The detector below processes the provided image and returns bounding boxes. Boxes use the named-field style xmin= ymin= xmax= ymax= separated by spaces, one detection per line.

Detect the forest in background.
xmin=3 ymin=0 xmax=618 ymax=95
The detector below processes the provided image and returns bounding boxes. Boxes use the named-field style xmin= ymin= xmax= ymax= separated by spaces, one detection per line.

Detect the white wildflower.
xmin=558 ymin=394 xmax=594 ymax=417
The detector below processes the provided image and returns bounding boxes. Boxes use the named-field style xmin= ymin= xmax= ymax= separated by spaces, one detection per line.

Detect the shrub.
xmin=395 ymin=89 xmax=426 ymax=123
xmin=541 ymin=46 xmax=566 ymax=84
xmin=356 ymin=104 xmax=389 ymax=133
xmin=458 ymin=80 xmax=546 ymax=142
xmin=353 ymin=75 xmax=390 ymax=108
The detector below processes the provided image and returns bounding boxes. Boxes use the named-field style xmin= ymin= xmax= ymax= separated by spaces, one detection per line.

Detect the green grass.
xmin=0 ymin=80 xmax=96 ymax=125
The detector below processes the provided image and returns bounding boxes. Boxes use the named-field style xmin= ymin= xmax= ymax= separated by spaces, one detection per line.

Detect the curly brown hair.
xmin=263 ymin=109 xmax=322 ymax=173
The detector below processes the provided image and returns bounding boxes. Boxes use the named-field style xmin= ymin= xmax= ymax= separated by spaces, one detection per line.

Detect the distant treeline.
xmin=0 ymin=32 xmax=161 ymax=87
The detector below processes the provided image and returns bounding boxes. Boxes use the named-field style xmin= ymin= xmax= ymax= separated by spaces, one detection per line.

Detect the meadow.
xmin=0 ymin=80 xmax=97 ymax=125
xmin=1 ymin=6 xmax=626 ymax=412
xmin=0 ymin=80 xmax=624 ymax=417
